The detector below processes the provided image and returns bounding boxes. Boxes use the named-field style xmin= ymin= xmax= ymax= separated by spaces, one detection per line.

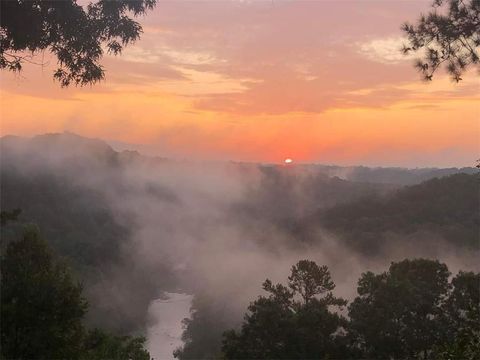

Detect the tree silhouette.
xmin=0 ymin=208 xmax=21 ymax=226
xmin=221 ymin=260 xmax=348 ymax=359
xmin=402 ymin=0 xmax=479 ymax=82
xmin=0 ymin=0 xmax=156 ymax=86
xmin=1 ymin=226 xmax=88 ymax=359
xmin=348 ymin=259 xmax=452 ymax=359
xmin=288 ymin=260 xmax=335 ymax=305
xmin=435 ymin=271 xmax=480 ymax=360
xmin=0 ymin=225 xmax=152 ymax=360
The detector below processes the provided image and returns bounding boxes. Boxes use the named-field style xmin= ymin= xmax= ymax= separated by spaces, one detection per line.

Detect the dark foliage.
xmin=1 ymin=226 xmax=88 ymax=359
xmin=349 ymin=259 xmax=480 ymax=359
xmin=434 ymin=271 xmax=480 ymax=359
xmin=221 ymin=260 xmax=348 ymax=359
xmin=316 ymin=173 xmax=480 ymax=254
xmin=1 ymin=133 xmax=478 ymax=359
xmin=402 ymin=0 xmax=480 ymax=81
xmin=0 ymin=226 xmax=151 ymax=360
xmin=0 ymin=0 xmax=156 ymax=86
xmin=173 ymin=295 xmax=232 ymax=360
xmin=0 ymin=133 xmax=171 ymax=333
xmin=81 ymin=328 xmax=150 ymax=360
xmin=220 ymin=259 xmax=479 ymax=360
xmin=0 ymin=208 xmax=21 ymax=226
xmin=348 ymin=259 xmax=452 ymax=359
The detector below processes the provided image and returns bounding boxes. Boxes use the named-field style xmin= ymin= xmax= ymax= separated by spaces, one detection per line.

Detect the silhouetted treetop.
xmin=0 ymin=208 xmax=21 ymax=226
xmin=1 ymin=226 xmax=88 ymax=359
xmin=221 ymin=260 xmax=348 ymax=359
xmin=288 ymin=260 xmax=335 ymax=305
xmin=0 ymin=0 xmax=156 ymax=86
xmin=402 ymin=0 xmax=479 ymax=81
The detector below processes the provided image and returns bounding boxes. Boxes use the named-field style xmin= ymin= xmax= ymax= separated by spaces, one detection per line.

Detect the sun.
xmin=284 ymin=158 xmax=293 ymax=164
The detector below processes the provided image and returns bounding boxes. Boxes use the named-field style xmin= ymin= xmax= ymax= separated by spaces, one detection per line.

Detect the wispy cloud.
xmin=121 ymin=46 xmax=221 ymax=66
xmin=357 ymin=36 xmax=415 ymax=64
xmin=147 ymin=66 xmax=261 ymax=96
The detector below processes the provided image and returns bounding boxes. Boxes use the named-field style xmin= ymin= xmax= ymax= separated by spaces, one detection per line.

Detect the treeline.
xmin=176 ymin=259 xmax=479 ymax=360
xmin=310 ymin=173 xmax=480 ymax=254
xmin=0 ymin=134 xmax=172 ymax=333
xmin=2 ymin=134 xmax=479 ymax=359
xmin=0 ymin=214 xmax=151 ymax=360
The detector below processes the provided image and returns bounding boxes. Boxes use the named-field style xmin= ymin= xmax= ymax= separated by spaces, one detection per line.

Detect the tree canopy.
xmin=0 ymin=226 xmax=151 ymax=360
xmin=217 ymin=258 xmax=480 ymax=360
xmin=1 ymin=226 xmax=88 ymax=359
xmin=402 ymin=0 xmax=480 ymax=81
xmin=349 ymin=260 xmax=480 ymax=360
xmin=221 ymin=260 xmax=348 ymax=359
xmin=348 ymin=259 xmax=452 ymax=359
xmin=0 ymin=0 xmax=156 ymax=86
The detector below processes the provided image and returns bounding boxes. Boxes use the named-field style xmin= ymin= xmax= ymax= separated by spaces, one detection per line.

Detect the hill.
xmin=310 ymin=173 xmax=479 ymax=254
xmin=1 ymin=132 xmax=478 ymax=338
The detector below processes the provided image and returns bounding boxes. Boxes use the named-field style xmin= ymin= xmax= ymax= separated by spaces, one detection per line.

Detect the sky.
xmin=0 ymin=0 xmax=479 ymax=167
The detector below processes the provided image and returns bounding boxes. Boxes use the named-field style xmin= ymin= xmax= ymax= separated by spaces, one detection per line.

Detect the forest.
xmin=1 ymin=133 xmax=479 ymax=359
xmin=1 ymin=0 xmax=479 ymax=359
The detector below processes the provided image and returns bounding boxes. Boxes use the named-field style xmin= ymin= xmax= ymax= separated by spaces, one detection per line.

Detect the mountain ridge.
xmin=1 ymin=132 xmax=476 ymax=185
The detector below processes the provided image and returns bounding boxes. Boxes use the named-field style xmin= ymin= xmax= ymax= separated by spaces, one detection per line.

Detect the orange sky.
xmin=1 ymin=0 xmax=479 ymax=167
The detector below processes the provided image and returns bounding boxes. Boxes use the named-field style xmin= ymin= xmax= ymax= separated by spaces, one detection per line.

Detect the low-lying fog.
xmin=1 ymin=133 xmax=478 ymax=359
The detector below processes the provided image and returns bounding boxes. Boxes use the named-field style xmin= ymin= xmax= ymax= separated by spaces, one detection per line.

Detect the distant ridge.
xmin=1 ymin=132 xmax=476 ymax=185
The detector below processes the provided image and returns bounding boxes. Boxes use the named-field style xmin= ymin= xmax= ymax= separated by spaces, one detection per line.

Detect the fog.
xmin=1 ymin=133 xmax=477 ymax=358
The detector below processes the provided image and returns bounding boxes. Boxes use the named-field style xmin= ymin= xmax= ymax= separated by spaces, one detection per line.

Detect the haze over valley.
xmin=1 ymin=1 xmax=479 ymax=358
xmin=1 ymin=133 xmax=478 ymax=359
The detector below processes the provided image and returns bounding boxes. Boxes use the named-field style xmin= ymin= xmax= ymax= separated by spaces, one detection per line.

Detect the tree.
xmin=173 ymin=295 xmax=231 ymax=360
xmin=402 ymin=0 xmax=480 ymax=82
xmin=0 ymin=0 xmax=156 ymax=86
xmin=348 ymin=259 xmax=452 ymax=359
xmin=0 ymin=208 xmax=21 ymax=226
xmin=0 ymin=226 xmax=152 ymax=360
xmin=81 ymin=328 xmax=151 ymax=360
xmin=1 ymin=226 xmax=88 ymax=359
xmin=288 ymin=260 xmax=335 ymax=305
xmin=221 ymin=260 xmax=348 ymax=359
xmin=434 ymin=271 xmax=480 ymax=360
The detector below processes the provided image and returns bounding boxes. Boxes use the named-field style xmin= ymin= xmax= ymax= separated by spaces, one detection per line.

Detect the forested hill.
xmin=1 ymin=132 xmax=478 ymax=339
xmin=0 ymin=133 xmax=173 ymax=333
xmin=311 ymin=172 xmax=480 ymax=254
xmin=308 ymin=164 xmax=477 ymax=185
xmin=2 ymin=133 xmax=475 ymax=183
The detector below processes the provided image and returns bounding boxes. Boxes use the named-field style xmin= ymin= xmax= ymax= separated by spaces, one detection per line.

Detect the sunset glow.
xmin=1 ymin=2 xmax=478 ymax=358
xmin=1 ymin=1 xmax=478 ymax=167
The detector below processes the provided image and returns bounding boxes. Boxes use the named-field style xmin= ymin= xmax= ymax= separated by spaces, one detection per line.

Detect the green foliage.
xmin=1 ymin=226 xmax=88 ymax=359
xmin=173 ymin=296 xmax=231 ymax=360
xmin=318 ymin=173 xmax=480 ymax=253
xmin=82 ymin=328 xmax=151 ymax=360
xmin=219 ymin=259 xmax=479 ymax=360
xmin=402 ymin=0 xmax=480 ymax=81
xmin=1 ymin=169 xmax=126 ymax=269
xmin=221 ymin=260 xmax=348 ymax=359
xmin=0 ymin=208 xmax=21 ymax=226
xmin=0 ymin=226 xmax=152 ymax=360
xmin=0 ymin=0 xmax=156 ymax=86
xmin=0 ymin=134 xmax=174 ymax=334
xmin=288 ymin=260 xmax=335 ymax=304
xmin=434 ymin=271 xmax=480 ymax=359
xmin=434 ymin=330 xmax=480 ymax=360
xmin=444 ymin=271 xmax=480 ymax=331
xmin=348 ymin=259 xmax=452 ymax=359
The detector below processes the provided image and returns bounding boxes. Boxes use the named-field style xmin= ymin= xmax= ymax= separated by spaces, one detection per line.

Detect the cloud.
xmin=156 ymin=66 xmax=260 ymax=96
xmin=121 ymin=46 xmax=221 ymax=66
xmin=163 ymin=49 xmax=220 ymax=66
xmin=357 ymin=36 xmax=416 ymax=64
